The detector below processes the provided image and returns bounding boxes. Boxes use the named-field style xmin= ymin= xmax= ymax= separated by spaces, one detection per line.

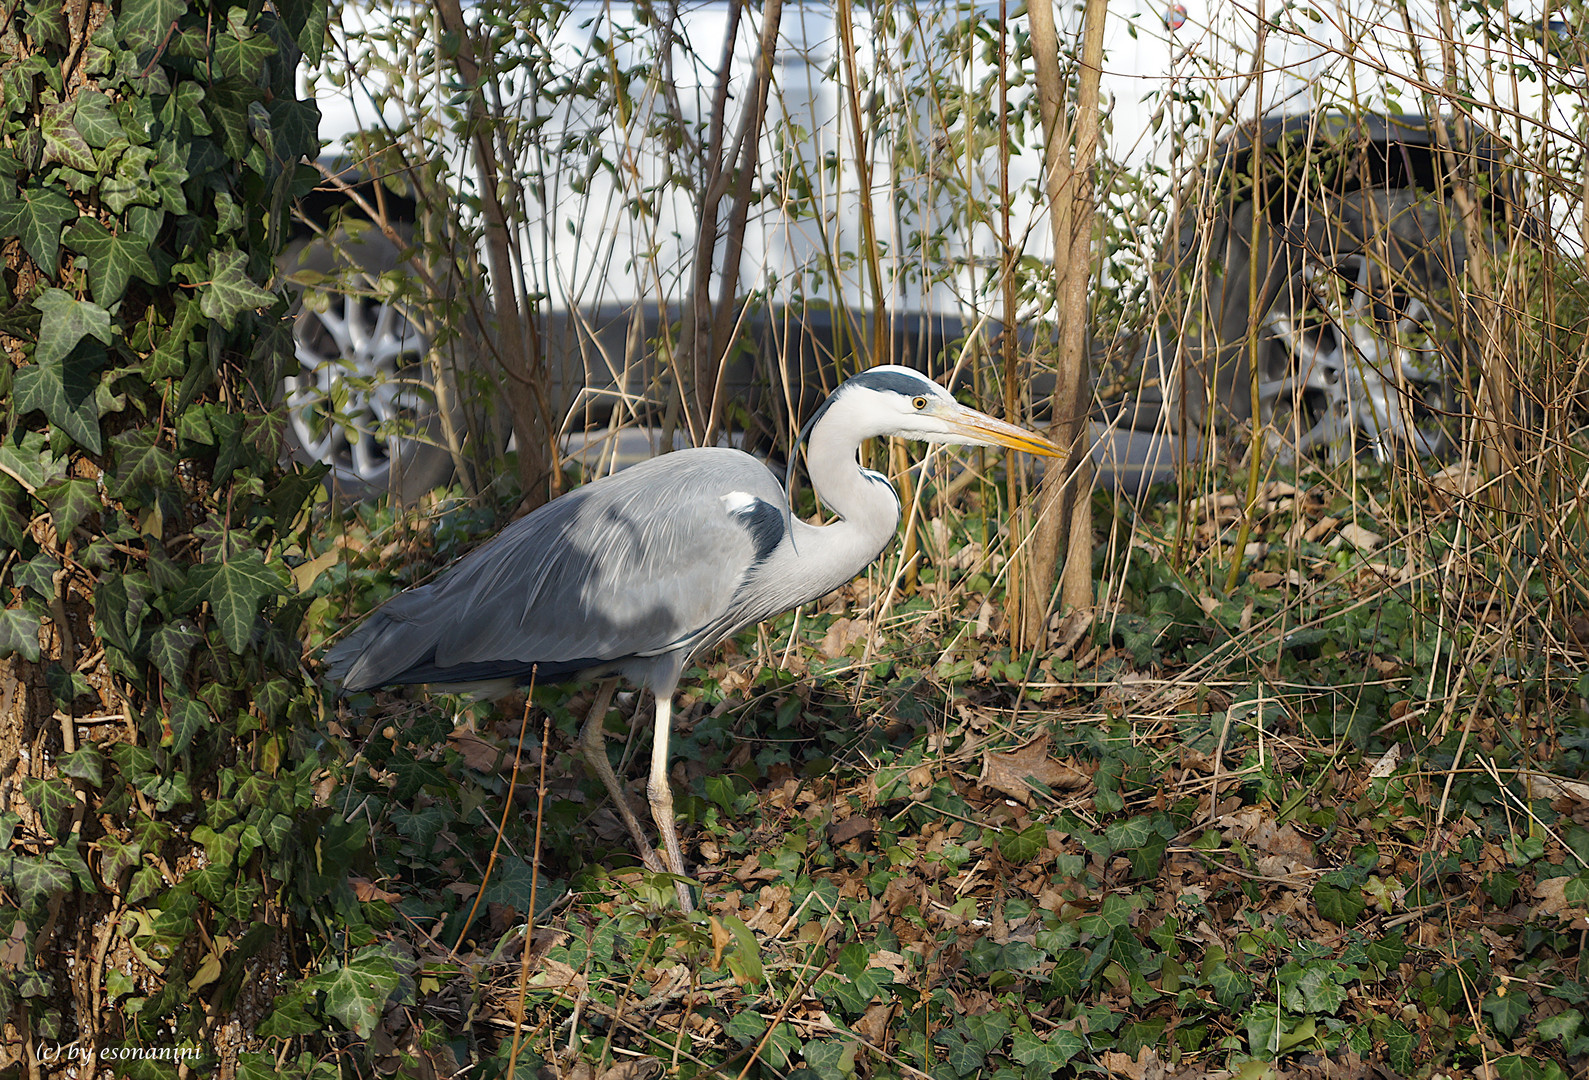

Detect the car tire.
xmin=1168 ymin=188 xmax=1469 ymax=463
xmin=280 ymin=226 xmax=469 ymax=502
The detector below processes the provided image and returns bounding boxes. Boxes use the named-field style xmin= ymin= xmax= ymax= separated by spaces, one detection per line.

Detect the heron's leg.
xmin=645 ymin=694 xmax=695 ymax=912
xmin=578 ymin=678 xmax=667 ymax=876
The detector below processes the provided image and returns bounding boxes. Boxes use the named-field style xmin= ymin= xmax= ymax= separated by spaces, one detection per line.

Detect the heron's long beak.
xmin=939 ymin=403 xmax=1063 ymax=457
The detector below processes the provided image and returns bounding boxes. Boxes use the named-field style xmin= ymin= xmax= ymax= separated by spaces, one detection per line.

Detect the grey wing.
xmin=328 ymin=450 xmax=788 ymax=690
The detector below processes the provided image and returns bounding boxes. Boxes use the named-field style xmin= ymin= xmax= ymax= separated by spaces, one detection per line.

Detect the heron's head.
xmin=828 ymin=365 xmax=1061 ymax=457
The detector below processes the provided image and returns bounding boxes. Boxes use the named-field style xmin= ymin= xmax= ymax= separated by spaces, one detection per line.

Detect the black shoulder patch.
xmin=729 ymin=496 xmax=785 ymax=561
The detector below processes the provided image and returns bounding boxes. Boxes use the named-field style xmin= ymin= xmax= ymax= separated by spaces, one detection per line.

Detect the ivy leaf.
xmin=57 ymin=744 xmax=103 ymax=787
xmin=1285 ymin=964 xmax=1348 ymax=1014
xmin=149 ymin=619 xmax=201 ymax=684
xmin=108 ymin=428 xmax=176 ymax=498
xmin=999 ymin=821 xmax=1047 ymax=864
xmin=62 ymin=218 xmax=161 ymax=306
xmin=207 ymin=550 xmax=289 ymax=653
xmin=37 ymin=476 xmax=101 ymax=539
xmin=1312 ymin=880 xmax=1367 ymax=925
xmin=314 ymin=953 xmax=401 ymax=1038
xmin=1208 ymin=961 xmax=1253 ymax=1009
xmin=200 ymin=248 xmax=276 ymax=329
xmin=41 ymin=99 xmax=96 ymax=171
xmin=214 ymin=10 xmax=277 ymax=81
xmin=100 ymin=144 xmax=157 ymax=214
xmin=1011 ymin=1027 xmax=1083 ymax=1075
xmin=14 ymin=351 xmax=106 ymax=454
xmin=150 ymin=143 xmax=189 ymax=214
xmin=11 ymin=854 xmax=72 ymax=908
xmin=1483 ymin=988 xmax=1530 ymax=1038
xmin=98 ymin=834 xmax=142 ymax=884
xmin=0 ymin=184 xmax=76 ymax=270
xmin=266 ymin=97 xmax=320 ymax=163
xmin=1537 ymin=1009 xmax=1582 ymax=1041
xmin=0 ymin=607 xmax=42 ymax=662
xmin=117 ymin=0 xmax=187 ymax=49
xmin=0 ymin=430 xmax=60 ymax=492
xmin=277 ymin=0 xmax=329 ymax=64
xmin=963 ymin=1011 xmax=1013 ymax=1054
xmin=34 ymin=288 xmax=112 ymax=366
xmin=73 ymin=91 xmax=123 ymax=147
xmin=165 ymin=695 xmax=211 ymax=753
xmin=21 ymin=777 xmax=76 ymax=838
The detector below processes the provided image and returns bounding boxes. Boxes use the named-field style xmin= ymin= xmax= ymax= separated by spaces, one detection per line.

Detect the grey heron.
xmin=325 ymin=366 xmax=1059 ymax=910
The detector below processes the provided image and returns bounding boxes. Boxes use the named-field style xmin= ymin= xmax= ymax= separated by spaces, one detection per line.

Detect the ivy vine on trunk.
xmin=0 ymin=0 xmax=346 ymax=1074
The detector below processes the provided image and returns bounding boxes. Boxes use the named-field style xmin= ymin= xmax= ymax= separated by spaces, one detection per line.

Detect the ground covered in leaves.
xmin=289 ymin=465 xmax=1589 ymax=1080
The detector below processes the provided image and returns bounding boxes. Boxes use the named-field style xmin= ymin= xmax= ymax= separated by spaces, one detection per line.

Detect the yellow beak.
xmin=939 ymin=403 xmax=1063 ymax=457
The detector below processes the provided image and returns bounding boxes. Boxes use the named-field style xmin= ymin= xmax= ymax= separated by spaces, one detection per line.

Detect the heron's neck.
xmin=800 ymin=402 xmax=902 ymax=561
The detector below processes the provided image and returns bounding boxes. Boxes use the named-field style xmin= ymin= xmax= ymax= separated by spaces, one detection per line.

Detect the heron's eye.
xmin=912 ymin=396 xmax=927 ymax=410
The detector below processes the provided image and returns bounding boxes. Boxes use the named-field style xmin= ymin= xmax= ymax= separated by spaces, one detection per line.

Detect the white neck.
xmin=786 ymin=391 xmax=903 ymax=598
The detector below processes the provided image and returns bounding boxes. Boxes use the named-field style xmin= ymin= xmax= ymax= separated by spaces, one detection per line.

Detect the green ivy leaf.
xmin=1537 ymin=1009 xmax=1582 ymax=1041
xmin=0 ymin=607 xmax=42 ymax=662
xmin=200 ymin=248 xmax=277 ymax=329
xmin=207 ymin=550 xmax=288 ymax=653
xmin=62 ymin=218 xmax=161 ymax=306
xmin=1209 ymin=961 xmax=1253 ymax=1009
xmin=266 ymin=97 xmax=320 ymax=163
xmin=41 ymin=99 xmax=96 ymax=171
xmin=1483 ymin=988 xmax=1530 ymax=1038
xmin=149 ymin=619 xmax=201 ymax=684
xmin=166 ymin=694 xmax=210 ymax=753
xmin=1285 ymin=964 xmax=1348 ymax=1014
xmin=1011 ymin=1027 xmax=1083 ymax=1075
xmin=962 ymin=1010 xmax=1012 ymax=1053
xmin=1313 ymin=880 xmax=1367 ymax=925
xmin=108 ymin=428 xmax=176 ymax=498
xmin=22 ymin=0 xmax=68 ymax=46
xmin=99 ymin=834 xmax=142 ymax=884
xmin=0 ymin=184 xmax=76 ymax=270
xmin=37 ymin=476 xmax=100 ymax=539
xmin=117 ymin=0 xmax=187 ymax=49
xmin=21 ymin=777 xmax=76 ymax=838
xmin=314 ymin=952 xmax=401 ymax=1038
xmin=72 ymin=91 xmax=123 ymax=147
xmin=999 ymin=821 xmax=1047 ymax=864
xmin=214 ymin=10 xmax=277 ymax=81
xmin=11 ymin=854 xmax=72 ymax=908
xmin=277 ymin=0 xmax=329 ymax=63
xmin=57 ymin=745 xmax=103 ymax=787
xmin=34 ymin=288 xmax=112 ymax=366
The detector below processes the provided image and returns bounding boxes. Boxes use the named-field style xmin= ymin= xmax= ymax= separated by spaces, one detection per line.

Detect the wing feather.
xmin=327 ymin=449 xmax=787 ymax=691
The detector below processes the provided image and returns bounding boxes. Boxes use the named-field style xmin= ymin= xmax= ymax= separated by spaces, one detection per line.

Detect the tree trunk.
xmin=437 ymin=0 xmax=559 ymax=510
xmin=1013 ymin=0 xmax=1107 ymax=651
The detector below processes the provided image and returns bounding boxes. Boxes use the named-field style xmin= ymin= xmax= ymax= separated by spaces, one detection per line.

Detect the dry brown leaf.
xmin=1332 ymin=521 xmax=1383 ymax=551
xmin=1216 ymin=807 xmax=1315 ymax=862
xmin=528 ymin=957 xmax=586 ymax=994
xmin=597 ymin=1061 xmax=662 ymax=1080
xmin=829 ymin=815 xmax=875 ymax=845
xmin=1533 ymin=875 xmax=1589 ymax=927
xmin=1519 ymin=770 xmax=1589 ymax=804
xmin=1303 ymin=516 xmax=1341 ymax=543
xmin=1101 ymin=1047 xmax=1165 ymax=1080
xmin=978 ymin=737 xmax=1090 ymax=804
xmin=819 ymin=617 xmax=868 ymax=659
xmin=447 ymin=729 xmax=504 ymax=773
xmin=350 ymin=877 xmax=402 ymax=904
xmin=854 ymin=1001 xmax=894 ymax=1045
